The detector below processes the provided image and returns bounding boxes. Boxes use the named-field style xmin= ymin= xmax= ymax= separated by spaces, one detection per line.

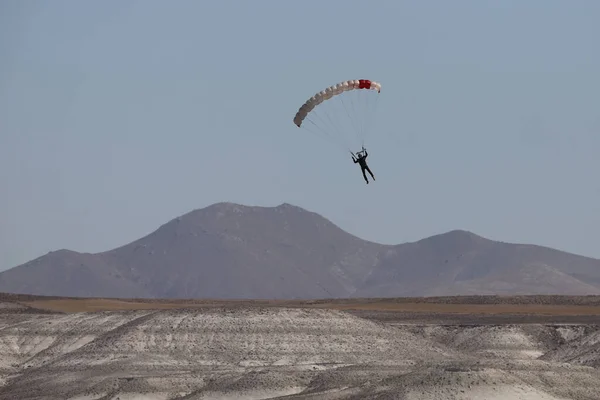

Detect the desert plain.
xmin=0 ymin=293 xmax=599 ymax=399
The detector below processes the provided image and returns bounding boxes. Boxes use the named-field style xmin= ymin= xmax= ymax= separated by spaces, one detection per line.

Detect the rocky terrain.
xmin=1 ymin=294 xmax=599 ymax=399
xmin=2 ymin=202 xmax=600 ymax=299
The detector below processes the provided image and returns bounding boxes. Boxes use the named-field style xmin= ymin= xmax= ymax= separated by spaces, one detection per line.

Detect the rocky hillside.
xmin=1 ymin=202 xmax=599 ymax=298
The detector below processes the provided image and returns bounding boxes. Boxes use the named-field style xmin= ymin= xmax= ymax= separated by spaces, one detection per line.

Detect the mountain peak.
xmin=443 ymin=229 xmax=484 ymax=239
xmin=421 ymin=229 xmax=486 ymax=242
xmin=192 ymin=201 xmax=310 ymax=214
xmin=275 ymin=202 xmax=311 ymax=212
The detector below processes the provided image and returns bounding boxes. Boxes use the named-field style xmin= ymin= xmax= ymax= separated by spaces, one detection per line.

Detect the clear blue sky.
xmin=1 ymin=0 xmax=599 ymax=271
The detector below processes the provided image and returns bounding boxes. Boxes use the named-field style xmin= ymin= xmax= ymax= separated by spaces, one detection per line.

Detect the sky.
xmin=1 ymin=0 xmax=599 ymax=271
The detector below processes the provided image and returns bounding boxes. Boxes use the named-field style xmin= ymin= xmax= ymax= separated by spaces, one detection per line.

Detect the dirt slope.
xmin=1 ymin=303 xmax=599 ymax=399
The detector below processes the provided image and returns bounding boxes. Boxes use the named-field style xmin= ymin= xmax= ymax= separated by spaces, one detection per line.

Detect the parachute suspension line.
xmin=308 ymin=106 xmax=353 ymax=151
xmin=304 ymin=120 xmax=345 ymax=152
xmin=307 ymin=107 xmax=340 ymax=140
xmin=323 ymin=108 xmax=346 ymax=141
xmin=359 ymin=93 xmax=364 ymax=148
xmin=308 ymin=109 xmax=338 ymax=139
xmin=303 ymin=119 xmax=349 ymax=153
xmin=362 ymin=92 xmax=380 ymax=145
xmin=336 ymin=93 xmax=362 ymax=146
xmin=346 ymin=89 xmax=362 ymax=148
xmin=324 ymin=96 xmax=357 ymax=150
xmin=305 ymin=107 xmax=354 ymax=153
xmin=362 ymin=89 xmax=377 ymax=142
xmin=351 ymin=88 xmax=375 ymax=147
xmin=363 ymin=89 xmax=371 ymax=138
xmin=322 ymin=95 xmax=357 ymax=151
xmin=347 ymin=89 xmax=359 ymax=144
xmin=356 ymin=89 xmax=364 ymax=141
xmin=304 ymin=116 xmax=340 ymax=147
xmin=350 ymin=90 xmax=362 ymax=144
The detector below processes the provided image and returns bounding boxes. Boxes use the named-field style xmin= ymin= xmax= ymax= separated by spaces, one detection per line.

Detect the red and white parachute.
xmin=292 ymin=79 xmax=382 ymax=152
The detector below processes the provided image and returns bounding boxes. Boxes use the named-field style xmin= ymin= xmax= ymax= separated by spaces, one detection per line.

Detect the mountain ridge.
xmin=1 ymin=202 xmax=599 ymax=299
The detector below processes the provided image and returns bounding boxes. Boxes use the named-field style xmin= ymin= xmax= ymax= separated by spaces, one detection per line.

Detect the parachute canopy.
xmin=292 ymin=79 xmax=382 ymax=152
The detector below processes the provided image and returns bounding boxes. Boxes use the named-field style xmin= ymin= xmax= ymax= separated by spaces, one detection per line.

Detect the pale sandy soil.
xmin=0 ymin=295 xmax=599 ymax=399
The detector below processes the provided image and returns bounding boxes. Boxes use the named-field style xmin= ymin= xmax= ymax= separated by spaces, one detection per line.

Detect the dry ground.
xmin=4 ymin=293 xmax=600 ymax=313
xmin=1 ymin=293 xmax=599 ymax=399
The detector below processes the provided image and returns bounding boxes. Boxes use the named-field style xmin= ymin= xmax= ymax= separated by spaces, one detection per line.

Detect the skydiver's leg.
xmin=361 ymin=168 xmax=369 ymax=184
xmin=366 ymin=166 xmax=375 ymax=180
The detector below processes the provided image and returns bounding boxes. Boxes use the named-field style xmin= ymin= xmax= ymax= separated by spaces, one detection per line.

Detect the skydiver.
xmin=352 ymin=147 xmax=375 ymax=184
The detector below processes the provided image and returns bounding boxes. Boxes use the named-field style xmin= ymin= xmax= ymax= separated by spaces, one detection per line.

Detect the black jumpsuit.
xmin=353 ymin=151 xmax=375 ymax=183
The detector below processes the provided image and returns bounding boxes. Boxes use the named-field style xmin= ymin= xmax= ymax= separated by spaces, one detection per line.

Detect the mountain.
xmin=1 ymin=202 xmax=599 ymax=299
xmin=354 ymin=230 xmax=600 ymax=297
